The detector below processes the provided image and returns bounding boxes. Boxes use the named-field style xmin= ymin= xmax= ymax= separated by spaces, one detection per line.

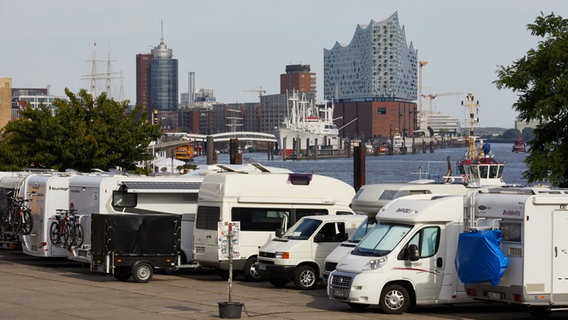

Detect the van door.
xmin=552 ymin=210 xmax=568 ymax=303
xmin=400 ymin=226 xmax=443 ymax=301
xmin=312 ymin=222 xmax=347 ymax=272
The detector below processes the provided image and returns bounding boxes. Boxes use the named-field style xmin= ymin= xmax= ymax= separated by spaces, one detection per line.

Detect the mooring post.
xmin=206 ymin=135 xmax=216 ymax=164
xmin=229 ymin=138 xmax=242 ymax=164
xmin=353 ymin=140 xmax=366 ymax=192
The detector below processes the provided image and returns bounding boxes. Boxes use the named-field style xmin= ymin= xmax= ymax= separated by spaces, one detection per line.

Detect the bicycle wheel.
xmin=73 ymin=223 xmax=84 ymax=247
xmin=20 ymin=209 xmax=33 ymax=235
xmin=64 ymin=221 xmax=75 ymax=248
xmin=11 ymin=209 xmax=21 ymax=234
xmin=49 ymin=221 xmax=60 ymax=245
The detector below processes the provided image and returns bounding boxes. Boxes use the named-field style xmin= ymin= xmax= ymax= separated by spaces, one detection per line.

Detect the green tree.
xmin=494 ymin=12 xmax=568 ymax=187
xmin=0 ymin=89 xmax=161 ymax=172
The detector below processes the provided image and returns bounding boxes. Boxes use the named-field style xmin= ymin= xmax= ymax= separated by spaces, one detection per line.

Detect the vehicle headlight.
xmin=275 ymin=251 xmax=289 ymax=259
xmin=362 ymin=256 xmax=388 ymax=270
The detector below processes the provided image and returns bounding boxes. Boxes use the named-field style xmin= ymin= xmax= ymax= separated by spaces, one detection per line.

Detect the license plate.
xmin=333 ymin=288 xmax=347 ymax=299
xmin=195 ymin=246 xmax=205 ymax=254
xmin=487 ymin=291 xmax=503 ymax=300
xmin=258 ymin=263 xmax=267 ymax=271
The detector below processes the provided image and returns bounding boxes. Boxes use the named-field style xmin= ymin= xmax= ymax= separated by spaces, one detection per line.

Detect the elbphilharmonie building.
xmin=324 ymin=12 xmax=417 ymax=101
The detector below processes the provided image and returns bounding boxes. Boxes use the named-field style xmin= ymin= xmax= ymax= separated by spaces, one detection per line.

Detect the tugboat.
xmin=512 ymin=138 xmax=526 ymax=153
xmin=455 ymin=94 xmax=505 ymax=187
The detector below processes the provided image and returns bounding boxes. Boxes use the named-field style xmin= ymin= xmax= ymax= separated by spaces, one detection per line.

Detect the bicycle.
xmin=2 ymin=196 xmax=33 ymax=236
xmin=50 ymin=209 xmax=84 ymax=248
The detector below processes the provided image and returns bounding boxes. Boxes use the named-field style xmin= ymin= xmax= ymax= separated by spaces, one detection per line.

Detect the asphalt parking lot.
xmin=0 ymin=249 xmax=565 ymax=320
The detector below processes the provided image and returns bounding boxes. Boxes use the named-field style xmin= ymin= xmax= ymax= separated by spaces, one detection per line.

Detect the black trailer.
xmin=91 ymin=213 xmax=181 ymax=283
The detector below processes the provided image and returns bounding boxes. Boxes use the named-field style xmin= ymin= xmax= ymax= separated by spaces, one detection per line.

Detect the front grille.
xmin=330 ymin=274 xmax=352 ymax=289
xmin=259 ymin=251 xmax=275 ymax=258
xmin=324 ymin=262 xmax=337 ymax=272
xmin=258 ymin=258 xmax=274 ymax=265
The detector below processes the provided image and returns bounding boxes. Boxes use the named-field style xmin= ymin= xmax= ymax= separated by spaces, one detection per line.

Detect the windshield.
xmin=347 ymin=217 xmax=377 ymax=243
xmin=282 ymin=218 xmax=322 ymax=240
xmin=353 ymin=224 xmax=412 ymax=257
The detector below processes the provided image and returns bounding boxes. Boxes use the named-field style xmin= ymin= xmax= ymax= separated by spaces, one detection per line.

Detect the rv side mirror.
xmin=407 ymin=244 xmax=420 ymax=261
xmin=314 ymin=233 xmax=326 ymax=242
xmin=275 ymin=229 xmax=283 ymax=238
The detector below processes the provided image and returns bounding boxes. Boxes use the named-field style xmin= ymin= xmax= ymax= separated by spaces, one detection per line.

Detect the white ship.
xmin=278 ymin=91 xmax=341 ymax=158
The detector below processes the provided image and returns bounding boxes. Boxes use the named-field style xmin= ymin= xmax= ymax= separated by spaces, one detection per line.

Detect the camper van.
xmin=20 ymin=173 xmax=75 ymax=258
xmin=322 ymin=182 xmax=467 ymax=279
xmin=193 ymin=172 xmax=356 ymax=281
xmin=328 ymin=194 xmax=471 ymax=314
xmin=459 ymin=188 xmax=568 ymax=318
xmin=257 ymin=214 xmax=367 ymax=289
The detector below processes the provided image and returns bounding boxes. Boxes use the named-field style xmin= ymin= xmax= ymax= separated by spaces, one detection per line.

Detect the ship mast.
xmin=461 ymin=93 xmax=480 ymax=159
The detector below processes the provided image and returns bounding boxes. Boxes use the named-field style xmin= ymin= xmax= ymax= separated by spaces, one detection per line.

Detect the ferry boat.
xmin=278 ymin=91 xmax=342 ymax=159
xmin=512 ymin=138 xmax=526 ymax=153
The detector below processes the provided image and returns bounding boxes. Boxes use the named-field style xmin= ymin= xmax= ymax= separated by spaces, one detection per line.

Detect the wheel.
xmin=294 ymin=265 xmax=319 ymax=290
xmin=379 ymin=284 xmax=411 ymax=314
xmin=64 ymin=221 xmax=75 ymax=248
xmin=269 ymin=279 xmax=289 ymax=288
xmin=49 ymin=221 xmax=60 ymax=245
xmin=113 ymin=267 xmax=132 ymax=281
xmin=243 ymin=256 xmax=263 ymax=281
xmin=73 ymin=224 xmax=84 ymax=247
xmin=20 ymin=209 xmax=32 ymax=235
xmin=11 ymin=210 xmax=21 ymax=234
xmin=348 ymin=302 xmax=370 ymax=310
xmin=132 ymin=262 xmax=153 ymax=283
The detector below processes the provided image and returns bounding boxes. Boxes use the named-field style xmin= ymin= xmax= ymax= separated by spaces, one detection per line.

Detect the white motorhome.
xmin=20 ymin=173 xmax=75 ymax=258
xmin=193 ymin=172 xmax=356 ymax=281
xmin=328 ymin=193 xmax=471 ymax=314
xmin=459 ymin=188 xmax=568 ymax=318
xmin=322 ymin=182 xmax=467 ymax=279
xmin=257 ymin=214 xmax=367 ymax=289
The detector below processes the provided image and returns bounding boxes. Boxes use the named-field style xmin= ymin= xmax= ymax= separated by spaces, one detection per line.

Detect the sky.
xmin=1 ymin=0 xmax=567 ymax=128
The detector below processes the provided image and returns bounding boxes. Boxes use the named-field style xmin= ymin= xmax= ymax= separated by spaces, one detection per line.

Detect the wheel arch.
xmin=382 ymin=279 xmax=416 ymax=308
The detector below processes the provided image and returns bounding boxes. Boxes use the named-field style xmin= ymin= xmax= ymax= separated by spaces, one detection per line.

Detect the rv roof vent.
xmin=288 ymin=173 xmax=313 ymax=185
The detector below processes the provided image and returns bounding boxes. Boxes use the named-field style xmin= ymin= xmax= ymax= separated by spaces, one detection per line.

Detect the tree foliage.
xmin=494 ymin=12 xmax=568 ymax=187
xmin=0 ymin=89 xmax=161 ymax=172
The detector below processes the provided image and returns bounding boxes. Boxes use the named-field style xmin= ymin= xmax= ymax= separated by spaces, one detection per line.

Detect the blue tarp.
xmin=455 ymin=230 xmax=509 ymax=286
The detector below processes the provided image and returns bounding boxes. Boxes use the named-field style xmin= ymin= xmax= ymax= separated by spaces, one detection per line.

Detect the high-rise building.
xmin=136 ymin=54 xmax=152 ymax=109
xmin=324 ymin=12 xmax=417 ymax=101
xmin=280 ymin=64 xmax=316 ymax=94
xmin=150 ymin=35 xmax=178 ymax=111
xmin=0 ymin=78 xmax=12 ymax=129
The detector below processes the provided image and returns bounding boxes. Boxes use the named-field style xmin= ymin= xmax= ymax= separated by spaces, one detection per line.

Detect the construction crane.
xmin=421 ymin=92 xmax=463 ymax=130
xmin=418 ymin=61 xmax=428 ymax=132
xmin=242 ymin=86 xmax=266 ymax=100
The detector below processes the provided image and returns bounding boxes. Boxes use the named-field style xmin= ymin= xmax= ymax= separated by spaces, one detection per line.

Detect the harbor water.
xmin=193 ymin=142 xmax=529 ymax=187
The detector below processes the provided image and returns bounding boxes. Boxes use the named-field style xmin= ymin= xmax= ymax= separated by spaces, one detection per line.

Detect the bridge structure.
xmin=149 ymin=131 xmax=277 ymax=156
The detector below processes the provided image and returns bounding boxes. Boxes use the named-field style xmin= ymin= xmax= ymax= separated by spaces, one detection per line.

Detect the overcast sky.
xmin=2 ymin=0 xmax=566 ymax=128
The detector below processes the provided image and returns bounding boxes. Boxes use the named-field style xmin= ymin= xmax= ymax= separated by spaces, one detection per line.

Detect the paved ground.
xmin=0 ymin=249 xmax=566 ymax=320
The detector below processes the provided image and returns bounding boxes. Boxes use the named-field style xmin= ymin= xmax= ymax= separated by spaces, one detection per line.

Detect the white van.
xmin=257 ymin=214 xmax=367 ymax=289
xmin=193 ymin=172 xmax=356 ymax=281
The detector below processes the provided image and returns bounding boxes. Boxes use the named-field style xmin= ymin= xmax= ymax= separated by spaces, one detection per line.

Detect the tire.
xmin=11 ymin=210 xmax=21 ymax=234
xmin=20 ymin=210 xmax=33 ymax=235
xmin=243 ymin=256 xmax=263 ymax=281
xmin=113 ymin=267 xmax=132 ymax=281
xmin=132 ymin=262 xmax=153 ymax=283
xmin=64 ymin=221 xmax=75 ymax=248
xmin=73 ymin=224 xmax=84 ymax=247
xmin=49 ymin=221 xmax=60 ymax=245
xmin=269 ymin=279 xmax=289 ymax=288
xmin=294 ymin=265 xmax=319 ymax=290
xmin=348 ymin=302 xmax=370 ymax=310
xmin=379 ymin=284 xmax=411 ymax=314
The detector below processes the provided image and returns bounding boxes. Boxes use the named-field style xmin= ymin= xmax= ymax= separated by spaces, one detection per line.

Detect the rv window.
xmin=354 ymin=224 xmax=412 ymax=257
xmin=231 ymin=208 xmax=289 ymax=231
xmin=283 ymin=218 xmax=322 ymax=240
xmin=112 ymin=190 xmax=137 ymax=208
xmin=196 ymin=206 xmax=220 ymax=230
xmin=500 ymin=222 xmax=521 ymax=242
xmin=404 ymin=226 xmax=440 ymax=259
xmin=294 ymin=209 xmax=328 ymax=221
xmin=316 ymin=222 xmax=346 ymax=242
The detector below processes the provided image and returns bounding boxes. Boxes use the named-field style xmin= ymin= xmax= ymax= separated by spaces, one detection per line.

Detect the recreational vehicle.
xmin=193 ymin=172 xmax=356 ymax=281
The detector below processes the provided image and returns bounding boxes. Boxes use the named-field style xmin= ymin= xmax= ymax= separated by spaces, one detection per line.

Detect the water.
xmin=193 ymin=143 xmax=529 ymax=186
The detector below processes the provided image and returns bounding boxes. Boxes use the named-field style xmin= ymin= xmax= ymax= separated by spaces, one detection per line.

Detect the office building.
xmin=280 ymin=64 xmax=316 ymax=94
xmin=150 ymin=36 xmax=178 ymax=111
xmin=136 ymin=53 xmax=152 ymax=109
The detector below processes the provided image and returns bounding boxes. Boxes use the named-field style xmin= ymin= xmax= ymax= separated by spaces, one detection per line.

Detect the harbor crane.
xmin=421 ymin=91 xmax=463 ymax=130
xmin=242 ymin=86 xmax=266 ymax=100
